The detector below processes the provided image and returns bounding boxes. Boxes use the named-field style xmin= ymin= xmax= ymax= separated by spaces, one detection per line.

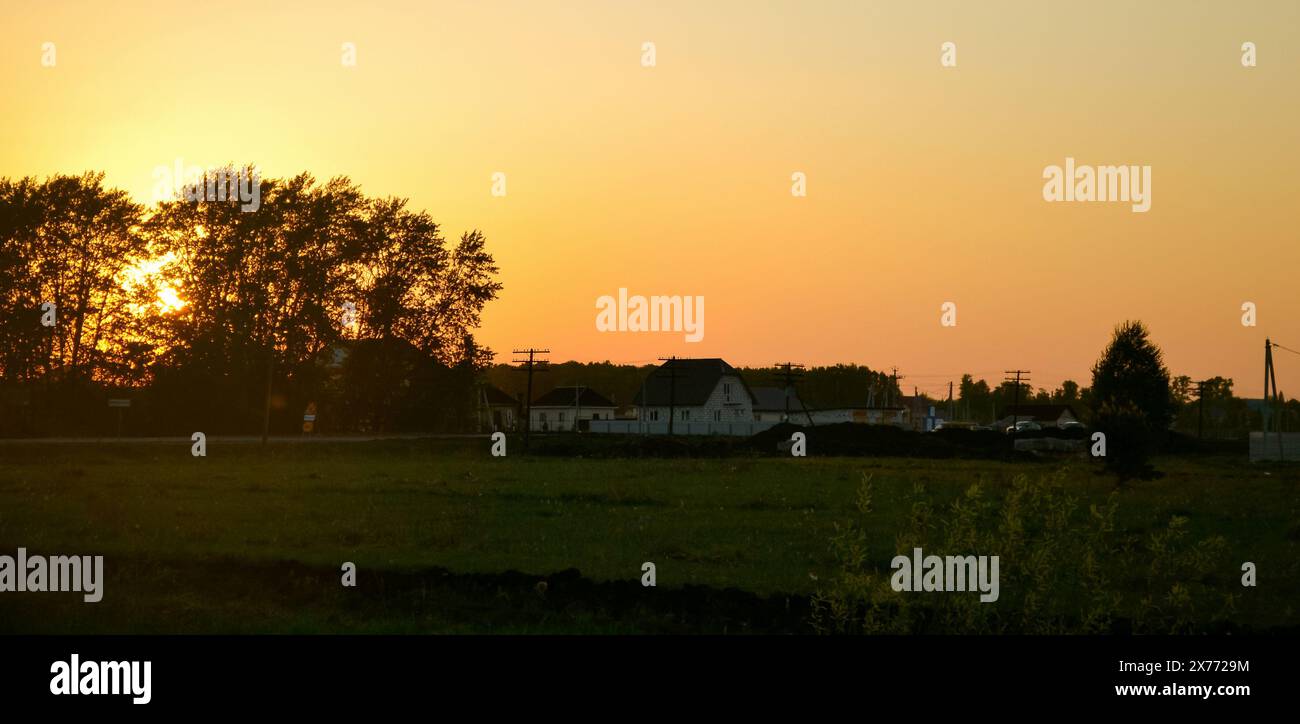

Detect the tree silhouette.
xmin=0 ymin=168 xmax=501 ymax=436
xmin=1090 ymin=320 xmax=1172 ymax=480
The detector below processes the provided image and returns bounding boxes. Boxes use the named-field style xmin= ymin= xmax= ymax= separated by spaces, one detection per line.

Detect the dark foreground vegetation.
xmin=0 ymin=439 xmax=1293 ymax=634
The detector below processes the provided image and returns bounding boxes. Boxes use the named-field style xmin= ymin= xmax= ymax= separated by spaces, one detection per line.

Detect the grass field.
xmin=1 ymin=439 xmax=1296 ymax=633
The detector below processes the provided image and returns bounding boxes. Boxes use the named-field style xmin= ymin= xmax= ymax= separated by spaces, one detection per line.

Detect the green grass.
xmin=0 ymin=440 xmax=1296 ymax=633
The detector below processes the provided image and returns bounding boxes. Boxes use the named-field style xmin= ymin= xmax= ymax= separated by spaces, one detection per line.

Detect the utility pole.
xmin=948 ymin=380 xmax=954 ymax=422
xmin=1191 ymin=379 xmax=1206 ymax=439
xmin=888 ymin=367 xmax=903 ymax=408
xmin=640 ymin=367 xmax=648 ymax=436
xmin=512 ymin=348 xmax=549 ymax=451
xmin=1004 ymin=370 xmax=1031 ymax=432
xmin=1265 ymin=339 xmax=1282 ymax=460
xmin=261 ymin=346 xmax=274 ymax=446
xmin=775 ymin=362 xmax=813 ymax=426
xmin=573 ymin=385 xmax=583 ymax=434
xmin=657 ymin=356 xmax=687 ymax=435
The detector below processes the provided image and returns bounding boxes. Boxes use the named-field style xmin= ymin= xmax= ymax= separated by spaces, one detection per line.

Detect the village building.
xmin=478 ymin=384 xmax=520 ymax=432
xmin=751 ymin=386 xmax=814 ymax=424
xmin=631 ymin=358 xmax=754 ymax=428
xmin=530 ymin=386 xmax=617 ymax=432
xmin=995 ymin=404 xmax=1081 ymax=430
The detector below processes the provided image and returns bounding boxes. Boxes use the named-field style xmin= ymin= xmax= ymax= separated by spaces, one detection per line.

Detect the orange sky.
xmin=3 ymin=0 xmax=1298 ymax=397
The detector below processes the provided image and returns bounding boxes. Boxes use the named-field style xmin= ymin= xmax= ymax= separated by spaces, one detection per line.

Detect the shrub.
xmin=810 ymin=470 xmax=1232 ymax=634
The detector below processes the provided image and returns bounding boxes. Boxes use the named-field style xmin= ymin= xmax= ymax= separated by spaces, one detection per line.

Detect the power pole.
xmin=948 ymin=380 xmax=954 ymax=422
xmin=512 ymin=348 xmax=549 ymax=451
xmin=888 ymin=367 xmax=903 ymax=408
xmin=261 ymin=346 xmax=274 ymax=446
xmin=775 ymin=362 xmax=813 ymax=426
xmin=1265 ymin=339 xmax=1282 ymax=460
xmin=657 ymin=357 xmax=687 ymax=435
xmin=1191 ymin=379 xmax=1206 ymax=439
xmin=640 ymin=367 xmax=649 ymax=436
xmin=1004 ymin=370 xmax=1031 ymax=432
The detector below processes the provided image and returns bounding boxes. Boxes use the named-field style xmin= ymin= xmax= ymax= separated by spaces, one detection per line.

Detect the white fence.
xmin=588 ymin=419 xmax=780 ymax=437
xmin=1249 ymin=431 xmax=1300 ymax=462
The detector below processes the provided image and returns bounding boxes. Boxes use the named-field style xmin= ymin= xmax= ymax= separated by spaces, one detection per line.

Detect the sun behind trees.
xmin=0 ymin=167 xmax=502 ymax=436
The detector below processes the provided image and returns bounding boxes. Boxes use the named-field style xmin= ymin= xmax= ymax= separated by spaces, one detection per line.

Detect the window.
xmin=559 ymin=412 xmax=566 ymax=422
xmin=680 ymin=410 xmax=689 ymax=421
xmin=713 ymin=410 xmax=722 ymax=422
xmin=723 ymin=383 xmax=732 ymax=401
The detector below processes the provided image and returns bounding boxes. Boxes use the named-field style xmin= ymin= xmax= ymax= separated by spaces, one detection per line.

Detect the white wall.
xmin=635 ymin=374 xmax=753 ymax=425
xmin=531 ymin=406 xmax=616 ymax=432
xmin=591 ymin=419 xmax=779 ymax=436
xmin=1250 ymin=431 xmax=1300 ymax=462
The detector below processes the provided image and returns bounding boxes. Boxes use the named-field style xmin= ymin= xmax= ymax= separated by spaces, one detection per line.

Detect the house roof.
xmin=751 ymin=386 xmax=806 ymax=412
xmin=999 ymin=404 xmax=1079 ymax=420
xmin=481 ymin=384 xmax=518 ymax=406
xmin=532 ymin=386 xmax=616 ymax=408
xmin=632 ymin=358 xmax=751 ymax=406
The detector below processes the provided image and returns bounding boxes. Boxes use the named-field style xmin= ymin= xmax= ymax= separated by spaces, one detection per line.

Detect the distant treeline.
xmin=0 ymin=169 xmax=500 ymax=436
xmin=485 ymin=362 xmax=1296 ymax=440
xmin=483 ymin=361 xmax=1074 ymax=421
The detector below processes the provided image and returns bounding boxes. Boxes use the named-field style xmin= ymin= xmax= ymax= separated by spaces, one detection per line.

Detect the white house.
xmin=530 ymin=386 xmax=617 ymax=432
xmin=806 ymin=406 xmax=908 ymax=427
xmin=632 ymin=358 xmax=754 ymax=430
xmin=751 ymin=386 xmax=814 ymax=424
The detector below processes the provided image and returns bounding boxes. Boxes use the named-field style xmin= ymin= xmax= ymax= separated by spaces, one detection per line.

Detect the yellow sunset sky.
xmin=3 ymin=0 xmax=1297 ymax=397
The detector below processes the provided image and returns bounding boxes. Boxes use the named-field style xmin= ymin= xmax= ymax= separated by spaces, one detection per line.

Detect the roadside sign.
xmin=303 ymin=402 xmax=317 ymax=434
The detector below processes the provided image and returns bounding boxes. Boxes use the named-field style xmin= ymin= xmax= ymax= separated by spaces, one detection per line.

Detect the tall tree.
xmin=0 ymin=173 xmax=145 ymax=383
xmin=1090 ymin=320 xmax=1172 ymax=480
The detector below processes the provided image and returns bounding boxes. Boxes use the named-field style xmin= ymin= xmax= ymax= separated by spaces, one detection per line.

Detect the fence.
xmin=1249 ymin=431 xmax=1300 ymax=462
xmin=588 ymin=419 xmax=780 ymax=437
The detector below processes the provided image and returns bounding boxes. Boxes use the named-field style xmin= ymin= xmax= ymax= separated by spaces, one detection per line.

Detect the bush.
xmin=810 ymin=470 xmax=1234 ymax=634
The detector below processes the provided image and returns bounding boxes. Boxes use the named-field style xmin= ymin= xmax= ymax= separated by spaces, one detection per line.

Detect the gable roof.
xmin=632 ymin=358 xmax=751 ymax=407
xmin=999 ymin=404 xmax=1079 ymax=420
xmin=532 ymin=386 xmax=616 ymax=408
xmin=751 ymin=386 xmax=806 ymax=412
xmin=481 ymin=384 xmax=518 ymax=406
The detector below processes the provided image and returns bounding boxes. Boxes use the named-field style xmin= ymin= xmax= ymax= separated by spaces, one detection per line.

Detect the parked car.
xmin=1058 ymin=420 xmax=1086 ymax=431
xmin=1005 ymin=420 xmax=1042 ymax=434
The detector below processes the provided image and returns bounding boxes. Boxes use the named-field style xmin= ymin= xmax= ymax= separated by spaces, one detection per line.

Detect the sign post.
xmin=302 ymin=402 xmax=317 ymax=435
xmin=107 ymin=399 xmax=131 ymax=437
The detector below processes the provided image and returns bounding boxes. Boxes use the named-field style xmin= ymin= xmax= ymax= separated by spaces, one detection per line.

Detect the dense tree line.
xmin=482 ymin=361 xmax=905 ymax=411
xmin=0 ymin=169 xmax=500 ymax=436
